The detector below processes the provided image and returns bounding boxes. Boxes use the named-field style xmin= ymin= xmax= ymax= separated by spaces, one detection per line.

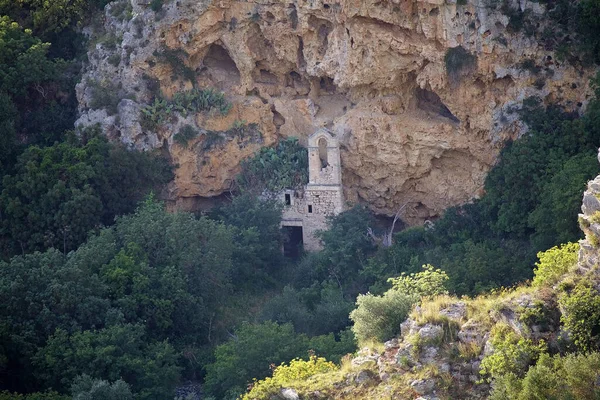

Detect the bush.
xmin=154 ymin=47 xmax=195 ymax=83
xmin=531 ymin=243 xmax=579 ymax=287
xmin=479 ymin=323 xmax=546 ymax=382
xmin=174 ymin=124 xmax=199 ymax=148
xmin=388 ymin=264 xmax=449 ymax=297
xmin=71 ymin=375 xmax=133 ymax=400
xmin=203 ymin=322 xmax=310 ymax=399
xmin=316 ymin=205 xmax=377 ymax=290
xmin=236 ymin=137 xmax=308 ymax=193
xmin=444 ymin=46 xmax=477 ymax=81
xmin=241 ymin=355 xmax=337 ymax=400
xmin=350 ymin=289 xmax=416 ymax=343
xmin=34 ymin=324 xmax=181 ymax=399
xmin=141 ymin=88 xmax=231 ymax=131
xmin=259 ymin=284 xmax=354 ymax=336
xmin=560 ymin=283 xmax=600 ymax=352
xmin=490 ymin=352 xmax=600 ymax=400
xmin=88 ymin=80 xmax=121 ymax=115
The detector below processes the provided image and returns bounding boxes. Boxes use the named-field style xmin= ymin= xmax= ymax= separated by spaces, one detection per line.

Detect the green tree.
xmin=34 ymin=324 xmax=180 ymax=399
xmin=560 ymin=283 xmax=600 ymax=352
xmin=213 ymin=194 xmax=284 ymax=287
xmin=204 ymin=322 xmax=311 ymax=399
xmin=0 ymin=249 xmax=109 ymax=391
xmin=71 ymin=375 xmax=133 ymax=400
xmin=204 ymin=321 xmax=354 ymax=400
xmin=532 ymin=242 xmax=579 ymax=287
xmin=0 ymin=134 xmax=171 ymax=257
xmin=529 ymin=153 xmax=598 ymax=249
xmin=316 ymin=205 xmax=377 ymax=292
xmin=490 ymin=352 xmax=600 ymax=400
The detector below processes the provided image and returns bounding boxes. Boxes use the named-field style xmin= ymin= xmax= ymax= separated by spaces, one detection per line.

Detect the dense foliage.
xmin=204 ymin=322 xmax=354 ymax=399
xmin=236 ymin=138 xmax=309 ymax=193
xmin=350 ymin=265 xmax=449 ymax=342
xmin=242 ymin=355 xmax=337 ymax=400
xmin=0 ymin=198 xmax=240 ymax=394
xmin=2 ymin=1 xmax=600 ymax=399
xmin=490 ymin=352 xmax=600 ymax=400
xmin=0 ymin=132 xmax=171 ymax=257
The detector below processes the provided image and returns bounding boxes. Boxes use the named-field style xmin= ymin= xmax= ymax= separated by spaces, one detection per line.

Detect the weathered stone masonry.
xmin=281 ymin=129 xmax=344 ymax=251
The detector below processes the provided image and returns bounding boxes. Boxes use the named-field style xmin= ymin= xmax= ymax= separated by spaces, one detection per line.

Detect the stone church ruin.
xmin=280 ymin=129 xmax=344 ymax=254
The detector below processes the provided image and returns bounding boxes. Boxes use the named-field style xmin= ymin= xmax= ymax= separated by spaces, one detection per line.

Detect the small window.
xmin=285 ymin=193 xmax=291 ymax=205
xmin=308 ymin=205 xmax=313 ymax=213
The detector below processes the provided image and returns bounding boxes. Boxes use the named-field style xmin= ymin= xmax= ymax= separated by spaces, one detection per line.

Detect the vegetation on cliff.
xmin=2 ymin=0 xmax=600 ymax=399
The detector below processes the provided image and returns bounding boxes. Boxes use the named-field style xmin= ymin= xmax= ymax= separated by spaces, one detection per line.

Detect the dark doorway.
xmin=283 ymin=226 xmax=303 ymax=258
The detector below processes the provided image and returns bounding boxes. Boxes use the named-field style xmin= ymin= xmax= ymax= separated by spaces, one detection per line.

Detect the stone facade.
xmin=281 ymin=129 xmax=344 ymax=251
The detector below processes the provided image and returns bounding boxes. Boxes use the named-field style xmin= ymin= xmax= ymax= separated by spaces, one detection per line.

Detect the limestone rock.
xmin=280 ymin=388 xmax=299 ymax=400
xmin=418 ymin=324 xmax=443 ymax=343
xmin=410 ymin=378 xmax=435 ymax=395
xmin=76 ymin=0 xmax=596 ymax=218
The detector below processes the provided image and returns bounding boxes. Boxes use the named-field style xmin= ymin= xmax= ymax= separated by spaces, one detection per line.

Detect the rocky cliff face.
xmin=77 ymin=0 xmax=593 ymax=221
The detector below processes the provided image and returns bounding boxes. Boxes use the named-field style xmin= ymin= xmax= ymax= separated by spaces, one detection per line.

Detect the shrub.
xmin=154 ymin=47 xmax=196 ymax=83
xmin=71 ymin=375 xmax=133 ymax=400
xmin=236 ymin=137 xmax=308 ymax=193
xmin=150 ymin=0 xmax=163 ymax=12
xmin=174 ymin=125 xmax=199 ymax=148
xmin=350 ymin=289 xmax=416 ymax=343
xmin=560 ymin=283 xmax=600 ymax=352
xmin=89 ymin=80 xmax=121 ymax=115
xmin=388 ymin=264 xmax=449 ymax=297
xmin=204 ymin=322 xmax=345 ymax=400
xmin=140 ymin=97 xmax=173 ymax=130
xmin=490 ymin=352 xmax=600 ymax=400
xmin=140 ymin=88 xmax=231 ymax=131
xmin=444 ymin=46 xmax=477 ymax=81
xmin=479 ymin=323 xmax=546 ymax=382
xmin=241 ymin=355 xmax=337 ymax=400
xmin=531 ymin=243 xmax=579 ymax=287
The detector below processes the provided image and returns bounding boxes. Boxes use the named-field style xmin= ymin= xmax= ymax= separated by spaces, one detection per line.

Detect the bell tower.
xmin=280 ymin=128 xmax=345 ymax=252
xmin=308 ymin=129 xmax=342 ymax=187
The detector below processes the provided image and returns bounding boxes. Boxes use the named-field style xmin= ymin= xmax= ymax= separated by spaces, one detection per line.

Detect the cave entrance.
xmin=201 ymin=44 xmax=241 ymax=87
xmin=416 ymin=87 xmax=460 ymax=123
xmin=283 ymin=226 xmax=303 ymax=259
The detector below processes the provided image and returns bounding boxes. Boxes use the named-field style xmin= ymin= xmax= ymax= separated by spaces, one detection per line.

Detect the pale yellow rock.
xmin=76 ymin=0 xmax=597 ymax=222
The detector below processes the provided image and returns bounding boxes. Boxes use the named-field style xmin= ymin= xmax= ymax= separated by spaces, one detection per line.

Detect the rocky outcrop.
xmin=77 ymin=0 xmax=595 ymax=221
xmin=578 ymin=152 xmax=600 ymax=268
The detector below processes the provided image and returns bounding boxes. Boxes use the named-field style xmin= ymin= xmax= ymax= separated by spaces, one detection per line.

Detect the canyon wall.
xmin=76 ymin=0 xmax=594 ymax=222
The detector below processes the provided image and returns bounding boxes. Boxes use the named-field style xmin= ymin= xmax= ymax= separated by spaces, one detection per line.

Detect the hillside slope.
xmin=241 ymin=151 xmax=600 ymax=399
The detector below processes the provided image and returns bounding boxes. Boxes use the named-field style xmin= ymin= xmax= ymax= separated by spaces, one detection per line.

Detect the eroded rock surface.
xmin=77 ymin=0 xmax=594 ymax=220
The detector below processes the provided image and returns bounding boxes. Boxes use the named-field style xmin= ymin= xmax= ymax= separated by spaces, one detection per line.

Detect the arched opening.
xmin=318 ymin=137 xmax=329 ymax=168
xmin=200 ymin=44 xmax=241 ymax=87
